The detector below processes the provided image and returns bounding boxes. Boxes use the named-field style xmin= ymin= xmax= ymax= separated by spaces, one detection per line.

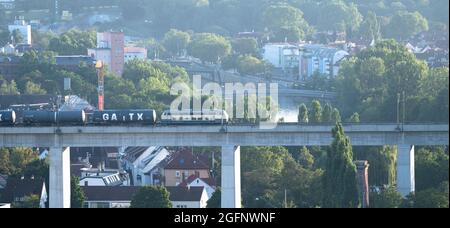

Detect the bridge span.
xmin=0 ymin=123 xmax=448 ymax=208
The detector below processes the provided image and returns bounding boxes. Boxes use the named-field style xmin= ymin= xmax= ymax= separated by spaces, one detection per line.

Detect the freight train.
xmin=0 ymin=109 xmax=229 ymax=126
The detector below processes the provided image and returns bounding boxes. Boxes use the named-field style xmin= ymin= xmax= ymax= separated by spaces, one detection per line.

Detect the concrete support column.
xmin=49 ymin=147 xmax=71 ymax=208
xmin=397 ymin=145 xmax=415 ymax=197
xmin=221 ymin=145 xmax=241 ymax=208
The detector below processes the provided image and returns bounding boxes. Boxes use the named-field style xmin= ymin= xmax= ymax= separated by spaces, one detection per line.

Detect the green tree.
xmin=24 ymin=81 xmax=47 ymax=95
xmin=23 ymin=159 xmax=49 ymax=181
xmin=317 ymin=1 xmax=363 ymax=34
xmin=407 ymin=182 xmax=449 ymax=208
xmin=71 ymin=176 xmax=85 ymax=208
xmin=354 ymin=146 xmax=397 ymax=187
xmin=13 ymin=195 xmax=40 ymax=208
xmin=49 ymin=29 xmax=96 ymax=55
xmin=188 ymin=33 xmax=231 ymax=63
xmin=336 ymin=40 xmax=430 ymax=122
xmin=309 ymin=100 xmax=322 ymax=123
xmin=331 ymin=108 xmax=342 ymax=123
xmin=237 ymin=55 xmax=266 ymax=75
xmin=262 ymin=4 xmax=311 ymax=41
xmin=6 ymin=148 xmax=38 ymax=177
xmin=322 ymin=103 xmax=333 ymax=123
xmin=11 ymin=29 xmax=24 ymax=44
xmin=130 ymin=186 xmax=172 ymax=208
xmin=370 ymin=186 xmax=403 ymax=208
xmin=415 ymin=147 xmax=449 ymax=191
xmin=232 ymin=38 xmax=259 ymax=56
xmin=298 ymin=103 xmax=309 ymax=123
xmin=0 ymin=80 xmax=19 ymax=95
xmin=323 ymin=123 xmax=359 ymax=208
xmin=384 ymin=11 xmax=429 ymax=40
xmin=162 ymin=29 xmax=191 ymax=56
xmin=358 ymin=11 xmax=381 ymax=42
xmin=0 ymin=148 xmax=12 ymax=175
xmin=348 ymin=113 xmax=360 ymax=123
xmin=206 ymin=188 xmax=221 ymax=208
xmin=298 ymin=146 xmax=314 ymax=170
xmin=278 ymin=156 xmax=323 ymax=208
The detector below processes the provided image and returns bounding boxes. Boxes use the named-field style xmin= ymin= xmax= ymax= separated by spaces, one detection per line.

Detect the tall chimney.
xmin=355 ymin=160 xmax=370 ymax=208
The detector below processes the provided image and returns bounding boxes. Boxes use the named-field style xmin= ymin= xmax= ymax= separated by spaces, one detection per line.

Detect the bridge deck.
xmin=0 ymin=124 xmax=448 ymax=147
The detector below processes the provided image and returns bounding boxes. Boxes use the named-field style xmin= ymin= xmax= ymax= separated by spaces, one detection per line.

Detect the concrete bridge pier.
xmin=221 ymin=145 xmax=241 ymax=208
xmin=49 ymin=147 xmax=71 ymax=208
xmin=397 ymin=145 xmax=415 ymax=197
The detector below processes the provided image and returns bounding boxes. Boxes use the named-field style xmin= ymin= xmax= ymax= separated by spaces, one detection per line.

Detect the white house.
xmin=168 ymin=186 xmax=209 ymax=208
xmin=79 ymin=168 xmax=130 ymax=187
xmin=122 ymin=146 xmax=170 ymax=186
xmin=299 ymin=44 xmax=349 ymax=80
xmin=124 ymin=46 xmax=148 ymax=62
xmin=82 ymin=186 xmax=208 ymax=208
xmin=262 ymin=43 xmax=300 ymax=73
xmin=8 ymin=19 xmax=32 ymax=45
xmin=0 ymin=44 xmax=17 ymax=55
xmin=180 ymin=175 xmax=216 ymax=199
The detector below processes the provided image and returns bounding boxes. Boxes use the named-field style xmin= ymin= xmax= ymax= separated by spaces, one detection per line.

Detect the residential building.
xmin=180 ymin=174 xmax=216 ymax=198
xmin=124 ymin=46 xmax=148 ymax=62
xmin=82 ymin=186 xmax=208 ymax=208
xmin=1 ymin=44 xmax=17 ymax=55
xmin=79 ymin=168 xmax=130 ymax=187
xmin=82 ymin=186 xmax=140 ymax=208
xmin=8 ymin=19 xmax=32 ymax=45
xmin=168 ymin=186 xmax=209 ymax=208
xmin=88 ymin=32 xmax=125 ymax=76
xmin=299 ymin=44 xmax=349 ymax=80
xmin=262 ymin=43 xmax=300 ymax=75
xmin=0 ymin=178 xmax=48 ymax=208
xmin=164 ymin=149 xmax=211 ymax=187
xmin=122 ymin=146 xmax=170 ymax=186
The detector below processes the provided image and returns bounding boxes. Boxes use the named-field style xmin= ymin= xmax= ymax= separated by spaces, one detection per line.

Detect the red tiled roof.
xmin=165 ymin=150 xmax=210 ymax=170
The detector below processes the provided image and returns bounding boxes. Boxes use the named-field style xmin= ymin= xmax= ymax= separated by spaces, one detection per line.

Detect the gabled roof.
xmin=167 ymin=186 xmax=205 ymax=202
xmin=123 ymin=147 xmax=149 ymax=163
xmin=0 ymin=178 xmax=46 ymax=203
xmin=82 ymin=186 xmax=205 ymax=202
xmin=164 ymin=150 xmax=210 ymax=170
xmin=82 ymin=186 xmax=140 ymax=201
xmin=179 ymin=175 xmax=216 ymax=188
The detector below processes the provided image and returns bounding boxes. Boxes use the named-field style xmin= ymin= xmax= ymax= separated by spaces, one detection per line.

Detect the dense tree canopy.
xmin=130 ymin=186 xmax=172 ymax=208
xmin=384 ymin=11 xmax=429 ymax=40
xmin=323 ymin=123 xmax=359 ymax=208
xmin=188 ymin=33 xmax=231 ymax=63
xmin=336 ymin=40 xmax=447 ymax=123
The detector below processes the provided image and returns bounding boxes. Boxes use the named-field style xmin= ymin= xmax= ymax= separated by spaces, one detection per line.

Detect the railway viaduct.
xmin=0 ymin=123 xmax=448 ymax=208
